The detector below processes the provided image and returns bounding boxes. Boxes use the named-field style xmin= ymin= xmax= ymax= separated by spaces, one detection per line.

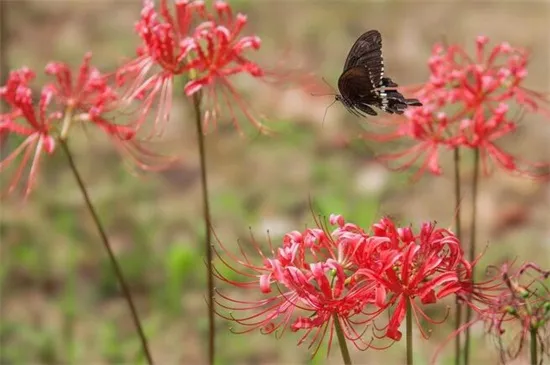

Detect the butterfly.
xmin=335 ymin=30 xmax=422 ymax=117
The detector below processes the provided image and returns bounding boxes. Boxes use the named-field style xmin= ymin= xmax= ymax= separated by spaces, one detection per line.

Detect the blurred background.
xmin=1 ymin=1 xmax=549 ymax=364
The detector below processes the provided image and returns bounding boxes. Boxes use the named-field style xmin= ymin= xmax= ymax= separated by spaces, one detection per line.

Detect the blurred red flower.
xmin=478 ymin=263 xmax=549 ymax=363
xmin=117 ymin=0 xmax=276 ymax=137
xmin=365 ymin=36 xmax=550 ymax=180
xmin=46 ymin=52 xmax=135 ymax=140
xmin=116 ymin=0 xmax=203 ymax=136
xmin=0 ymin=68 xmax=59 ymax=198
xmin=434 ymin=261 xmax=550 ymax=364
xmin=118 ymin=0 xmax=314 ymax=137
xmin=182 ymin=1 xmax=268 ymax=134
xmin=46 ymin=52 xmax=173 ymax=171
xmin=1 ymin=53 xmax=178 ymax=198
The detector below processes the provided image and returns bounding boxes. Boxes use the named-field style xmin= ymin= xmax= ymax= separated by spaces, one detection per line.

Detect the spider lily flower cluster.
xmin=454 ymin=262 xmax=550 ymax=363
xmin=366 ymin=36 xmax=550 ymax=179
xmin=0 ymin=56 xmax=146 ymax=198
xmin=214 ymin=214 xmax=476 ymax=356
xmin=1 ymin=0 xmax=292 ymax=198
xmin=117 ymin=0 xmax=275 ymax=136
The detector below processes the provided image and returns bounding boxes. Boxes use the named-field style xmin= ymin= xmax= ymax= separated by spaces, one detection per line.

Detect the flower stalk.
xmin=530 ymin=327 xmax=538 ymax=365
xmin=333 ymin=313 xmax=352 ymax=365
xmin=191 ymin=90 xmax=215 ymax=365
xmin=406 ymin=298 xmax=413 ymax=365
xmin=464 ymin=147 xmax=480 ymax=365
xmin=60 ymin=105 xmax=74 ymax=140
xmin=453 ymin=147 xmax=463 ymax=365
xmin=59 ymin=138 xmax=153 ymax=365
xmin=61 ymin=239 xmax=77 ymax=364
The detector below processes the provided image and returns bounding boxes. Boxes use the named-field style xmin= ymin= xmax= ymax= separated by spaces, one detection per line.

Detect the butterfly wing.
xmin=337 ymin=66 xmax=379 ymax=116
xmin=342 ymin=30 xmax=384 ymax=88
xmin=338 ymin=67 xmax=420 ymax=116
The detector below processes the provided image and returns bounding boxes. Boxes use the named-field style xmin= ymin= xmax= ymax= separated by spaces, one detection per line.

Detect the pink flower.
xmin=119 ymin=0 xmax=309 ymax=138
xmin=213 ymin=221 xmax=379 ymax=356
xmin=214 ymin=213 xmax=470 ymax=356
xmin=46 ymin=53 xmax=173 ymax=171
xmin=46 ymin=52 xmax=135 ymax=140
xmin=116 ymin=0 xmax=203 ymax=136
xmin=182 ymin=1 xmax=268 ymax=134
xmin=433 ymin=261 xmax=550 ymax=364
xmin=0 ymin=68 xmax=59 ymax=197
xmin=479 ymin=263 xmax=549 ymax=362
xmin=366 ymin=36 xmax=550 ymax=179
xmin=356 ymin=219 xmax=463 ymax=341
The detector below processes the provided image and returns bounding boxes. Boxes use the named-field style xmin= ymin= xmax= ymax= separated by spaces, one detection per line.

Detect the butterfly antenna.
xmin=321 ymin=98 xmax=338 ymax=127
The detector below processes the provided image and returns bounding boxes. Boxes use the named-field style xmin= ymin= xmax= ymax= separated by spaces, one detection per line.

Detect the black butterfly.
xmin=335 ymin=30 xmax=422 ymax=117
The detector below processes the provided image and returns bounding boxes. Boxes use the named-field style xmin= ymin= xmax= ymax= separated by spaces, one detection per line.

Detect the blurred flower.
xmin=215 ymin=213 xmax=471 ymax=355
xmin=46 ymin=52 xmax=135 ymax=140
xmin=118 ymin=0 xmax=315 ymax=137
xmin=46 ymin=52 xmax=173 ymax=171
xmin=479 ymin=262 xmax=549 ymax=363
xmin=1 ymin=53 xmax=178 ymax=199
xmin=116 ymin=0 xmax=203 ymax=136
xmin=366 ymin=36 xmax=550 ymax=179
xmin=434 ymin=261 xmax=550 ymax=364
xmin=182 ymin=1 xmax=268 ymax=134
xmin=0 ymin=68 xmax=59 ymax=197
xmin=117 ymin=0 xmax=265 ymax=136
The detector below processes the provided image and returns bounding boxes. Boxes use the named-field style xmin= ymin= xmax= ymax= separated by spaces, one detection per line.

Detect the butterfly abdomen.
xmin=378 ymin=89 xmax=422 ymax=114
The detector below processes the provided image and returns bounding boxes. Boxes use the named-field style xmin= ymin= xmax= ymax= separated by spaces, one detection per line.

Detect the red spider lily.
xmin=46 ymin=52 xmax=135 ymax=140
xmin=432 ymin=261 xmax=550 ymax=364
xmin=356 ymin=219 xmax=463 ymax=341
xmin=119 ymin=0 xmax=308 ymax=138
xmin=182 ymin=1 xmax=268 ymax=134
xmin=0 ymin=68 xmax=59 ymax=198
xmin=117 ymin=0 xmax=267 ymax=136
xmin=365 ymin=36 xmax=550 ymax=180
xmin=46 ymin=52 xmax=174 ymax=171
xmin=213 ymin=216 xmax=386 ymax=357
xmin=116 ymin=0 xmax=203 ymax=136
xmin=482 ymin=262 xmax=550 ymax=363
xmin=214 ymin=212 xmax=470 ymax=357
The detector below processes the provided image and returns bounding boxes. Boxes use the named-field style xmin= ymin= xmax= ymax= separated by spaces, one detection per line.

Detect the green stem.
xmin=406 ymin=298 xmax=413 ymax=365
xmin=452 ymin=147 xmax=463 ymax=365
xmin=464 ymin=147 xmax=480 ymax=365
xmin=530 ymin=327 xmax=538 ymax=365
xmin=333 ymin=313 xmax=352 ymax=365
xmin=62 ymin=240 xmax=77 ymax=364
xmin=59 ymin=140 xmax=153 ymax=365
xmin=191 ymin=92 xmax=215 ymax=365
